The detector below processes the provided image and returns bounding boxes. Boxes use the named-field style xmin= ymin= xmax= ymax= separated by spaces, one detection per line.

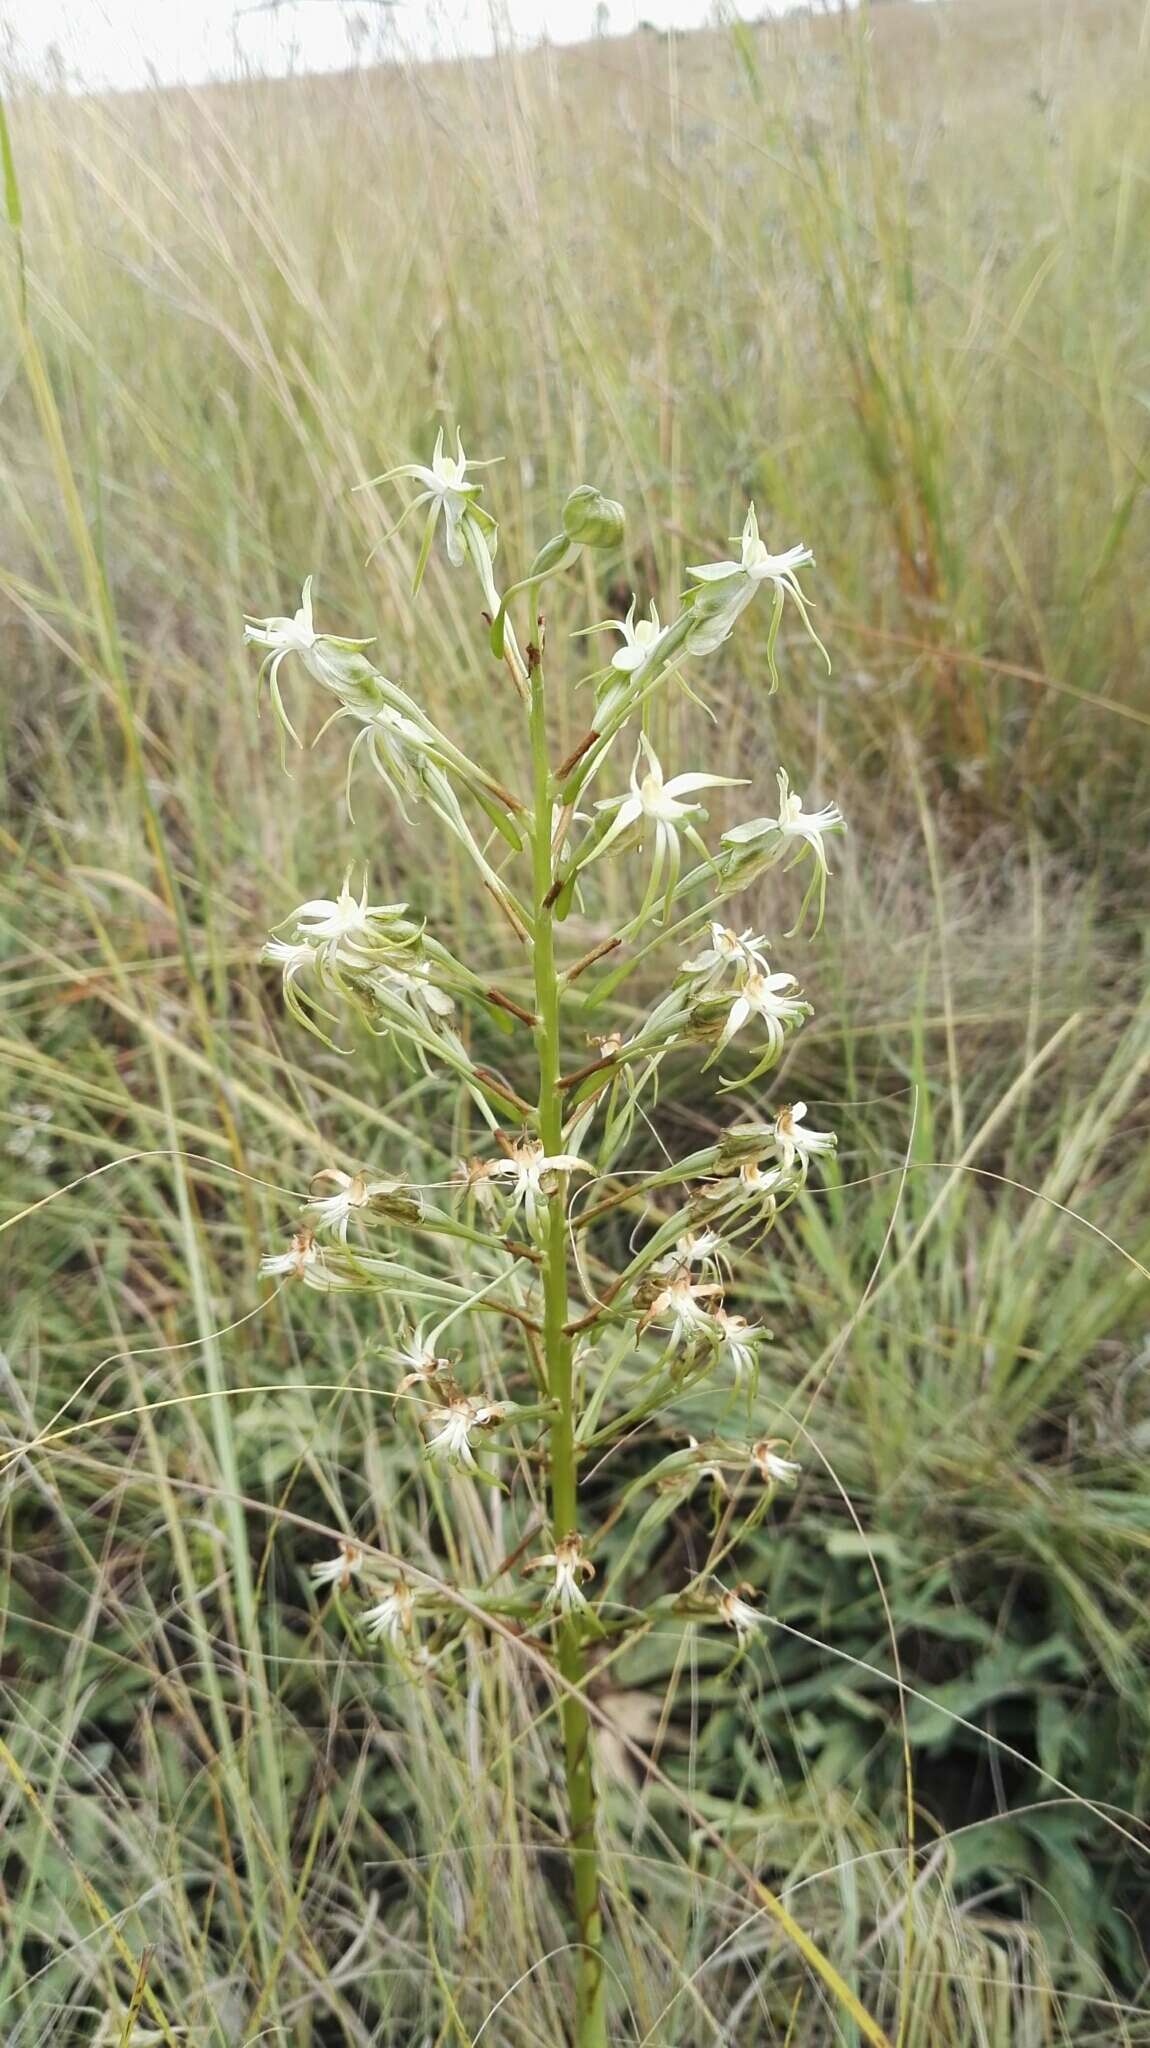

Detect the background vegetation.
xmin=2 ymin=0 xmax=1148 ymax=2039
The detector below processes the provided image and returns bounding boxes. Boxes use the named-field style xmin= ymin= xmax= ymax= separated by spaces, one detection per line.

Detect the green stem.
xmin=529 ymin=625 xmax=608 ymax=2048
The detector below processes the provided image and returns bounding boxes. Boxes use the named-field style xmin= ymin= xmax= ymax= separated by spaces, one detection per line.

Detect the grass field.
xmin=2 ymin=0 xmax=1149 ymax=2040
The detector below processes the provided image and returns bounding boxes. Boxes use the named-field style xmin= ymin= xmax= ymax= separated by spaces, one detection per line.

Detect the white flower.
xmin=737 ymin=1159 xmax=790 ymax=1212
xmin=362 ymin=1579 xmax=416 ymax=1648
xmin=265 ymin=879 xmax=436 ymax=1047
xmin=676 ymin=1227 xmax=726 ymax=1267
xmin=269 ymin=878 xmax=422 ymax=1006
xmin=774 ymin=767 xmax=846 ymax=928
xmin=486 ymin=1136 xmax=592 ymax=1242
xmin=682 ymin=922 xmax=772 ymax=987
xmin=309 ymin=1540 xmax=364 ymax=1592
xmin=262 ymin=935 xmax=315 ymax=980
xmin=642 ymin=1271 xmax=725 ymax=1354
xmin=721 ymin=769 xmax=845 ymax=931
xmin=408 ymin=429 xmax=483 ymax=566
xmin=689 ymin=505 xmax=812 ymax=602
xmin=717 ymin=1584 xmax=762 ymax=1644
xmin=772 ymin=1102 xmax=836 ymax=1178
xmin=259 ymin=1228 xmax=321 ymax=1280
xmin=527 ymin=1531 xmax=596 ymax=1614
xmin=244 ymin=576 xmax=374 ymax=735
xmin=593 ymin=735 xmax=739 ymax=854
xmin=306 ymin=1167 xmax=421 ymax=1243
xmin=697 ymin=1157 xmax=792 ymax=1226
xmin=243 ymin=577 xmax=320 ymax=705
xmin=584 ymin=734 xmax=744 ymax=919
xmin=424 ymin=1391 xmax=505 ymax=1471
xmin=715 ymin=1309 xmax=768 ymax=1384
xmin=293 ymin=876 xmax=400 ymax=959
xmin=307 ymin=1176 xmax=367 ymax=1241
xmin=389 ymin=1322 xmax=453 ymax=1393
xmin=370 ymin=958 xmax=456 ymax=1024
xmin=257 ymin=1230 xmax=369 ymax=1294
xmin=610 ymin=596 xmax=669 ymax=673
xmin=652 ymin=1228 xmax=726 ymax=1279
xmin=706 ymin=966 xmax=809 ymax=1067
xmin=774 ymin=768 xmax=844 ymax=856
xmin=685 ymin=504 xmax=825 ymax=682
xmin=752 ymin=1438 xmax=800 ymax=1487
xmin=370 ymin=428 xmax=497 ymax=587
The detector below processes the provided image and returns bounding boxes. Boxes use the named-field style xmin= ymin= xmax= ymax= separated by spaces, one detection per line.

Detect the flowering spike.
xmin=243 ymin=442 xmax=861 ymax=2043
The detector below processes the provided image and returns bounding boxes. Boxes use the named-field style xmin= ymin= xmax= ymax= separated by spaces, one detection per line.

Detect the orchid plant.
xmin=246 ymin=436 xmax=847 ymax=2048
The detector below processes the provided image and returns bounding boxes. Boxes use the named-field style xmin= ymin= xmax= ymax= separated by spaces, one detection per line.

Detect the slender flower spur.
xmin=527 ymin=1531 xmax=596 ymax=1615
xmin=685 ymin=504 xmax=828 ymax=685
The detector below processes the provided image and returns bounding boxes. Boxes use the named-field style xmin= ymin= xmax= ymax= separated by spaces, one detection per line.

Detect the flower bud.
xmin=528 ymin=531 xmax=581 ymax=579
xmin=562 ymin=485 xmax=625 ymax=550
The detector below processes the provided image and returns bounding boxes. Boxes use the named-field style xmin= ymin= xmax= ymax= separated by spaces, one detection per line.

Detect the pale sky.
xmin=0 ymin=0 xmax=810 ymax=91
